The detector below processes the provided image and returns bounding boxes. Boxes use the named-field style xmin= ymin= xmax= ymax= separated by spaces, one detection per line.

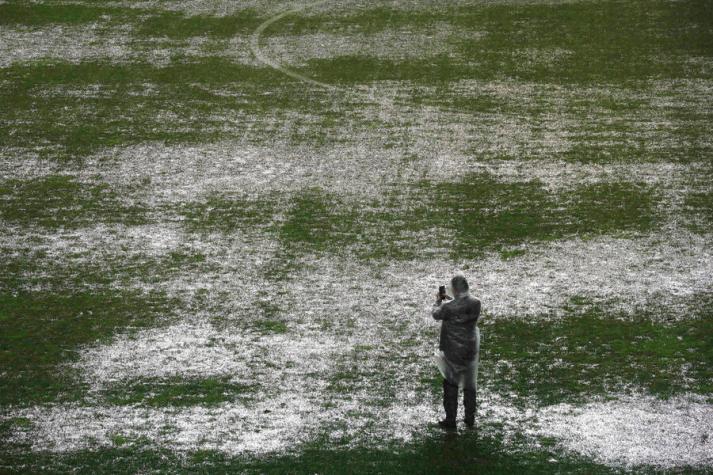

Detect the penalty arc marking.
xmin=250 ymin=0 xmax=340 ymax=91
xmin=250 ymin=1 xmax=449 ymax=302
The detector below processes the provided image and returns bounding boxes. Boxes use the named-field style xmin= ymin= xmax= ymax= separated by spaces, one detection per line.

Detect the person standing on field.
xmin=431 ymin=274 xmax=481 ymax=429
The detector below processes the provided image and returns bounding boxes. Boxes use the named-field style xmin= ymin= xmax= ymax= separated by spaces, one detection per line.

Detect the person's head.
xmin=450 ymin=273 xmax=469 ymax=297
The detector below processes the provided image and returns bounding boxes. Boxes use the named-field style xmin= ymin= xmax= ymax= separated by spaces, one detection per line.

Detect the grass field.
xmin=1 ymin=0 xmax=712 ymax=473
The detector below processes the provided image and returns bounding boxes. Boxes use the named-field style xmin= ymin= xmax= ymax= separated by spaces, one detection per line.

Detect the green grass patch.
xmin=285 ymin=0 xmax=713 ymax=83
xmin=135 ymin=10 xmax=263 ymax=38
xmin=0 ymin=2 xmax=117 ymax=26
xmin=109 ymin=433 xmax=131 ymax=447
xmin=253 ymin=319 xmax=288 ymax=335
xmin=559 ymin=182 xmax=661 ymax=235
xmin=0 ymin=59 xmax=344 ymax=157
xmin=178 ymin=176 xmax=662 ymax=263
xmin=326 ymin=367 xmax=368 ymax=395
xmin=446 ymin=0 xmax=702 ymax=83
xmin=303 ymin=54 xmax=477 ymax=85
xmin=166 ymin=249 xmax=207 ymax=267
xmin=682 ymin=190 xmax=713 ymax=233
xmin=412 ymin=174 xmax=559 ymax=257
xmin=324 ymin=343 xmax=420 ymax=403
xmin=411 ymin=174 xmax=661 ymax=259
xmin=102 ymin=376 xmax=258 ymax=407
xmin=0 ymin=431 xmax=617 ymax=474
xmin=0 ymin=175 xmax=146 ymax=228
xmin=412 ymin=88 xmax=505 ymax=115
xmin=0 ymin=290 xmax=178 ymax=406
xmin=481 ymin=303 xmax=713 ymax=406
xmin=278 ymin=187 xmax=360 ymax=251
xmin=500 ymin=249 xmax=528 ymax=260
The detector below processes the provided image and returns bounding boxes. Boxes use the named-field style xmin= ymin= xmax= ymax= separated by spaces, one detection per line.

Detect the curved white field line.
xmin=248 ymin=1 xmax=438 ymax=177
xmin=250 ymin=0 xmax=340 ymax=91
xmin=250 ymin=1 xmax=449 ymax=282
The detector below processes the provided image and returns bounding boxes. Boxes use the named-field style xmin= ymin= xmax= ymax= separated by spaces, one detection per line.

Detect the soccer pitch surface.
xmin=1 ymin=0 xmax=712 ymax=472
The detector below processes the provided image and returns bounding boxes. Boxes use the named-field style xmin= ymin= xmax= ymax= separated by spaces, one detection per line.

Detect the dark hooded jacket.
xmin=432 ymin=293 xmax=481 ymax=371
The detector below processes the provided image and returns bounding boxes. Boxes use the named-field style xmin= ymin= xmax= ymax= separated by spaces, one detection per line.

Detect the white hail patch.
xmin=509 ymin=47 xmax=574 ymax=67
xmin=0 ymin=24 xmax=133 ymax=67
xmin=76 ymin=320 xmax=349 ymax=389
xmin=1 ymin=172 xmax=710 ymax=468
xmin=529 ymin=393 xmax=713 ymax=469
xmin=261 ymin=28 xmax=488 ymax=67
xmin=5 ymin=398 xmax=327 ymax=455
xmin=2 ymin=141 xmax=710 ymax=210
xmin=2 ymin=217 xmax=710 ymax=318
xmin=3 ymin=140 xmax=703 ymax=205
xmin=6 ymin=391 xmax=712 ymax=469
xmin=0 ymin=24 xmax=259 ymax=68
xmin=4 ymin=397 xmax=442 ymax=455
xmin=276 ymin=231 xmax=712 ymax=324
xmin=5 ymin=226 xmax=705 ymax=461
xmin=86 ymin=141 xmax=407 ymax=201
xmin=3 ymin=74 xmax=712 ymax=189
xmin=0 ymin=13 xmax=571 ymax=69
xmin=7 ymin=316 xmax=441 ymax=454
xmin=0 ymin=222 xmax=184 ymax=267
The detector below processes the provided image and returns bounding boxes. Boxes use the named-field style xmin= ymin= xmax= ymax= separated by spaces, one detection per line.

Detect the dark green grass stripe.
xmin=683 ymin=190 xmax=713 ymax=232
xmin=480 ymin=300 xmax=713 ymax=407
xmin=0 ymin=432 xmax=617 ymax=474
xmin=0 ymin=243 xmax=210 ymax=295
xmin=0 ymin=2 xmax=118 ymax=25
xmin=135 ymin=9 xmax=263 ymax=38
xmin=181 ymin=177 xmax=663 ymax=261
xmin=0 ymin=59 xmax=290 ymax=88
xmin=0 ymin=175 xmax=147 ymax=229
xmin=0 ymin=290 xmax=180 ymax=406
xmin=0 ymin=59 xmax=343 ymax=156
xmin=102 ymin=376 xmax=259 ymax=407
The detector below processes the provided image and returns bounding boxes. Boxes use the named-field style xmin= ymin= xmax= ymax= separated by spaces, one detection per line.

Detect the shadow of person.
xmin=422 ymin=427 xmax=484 ymax=472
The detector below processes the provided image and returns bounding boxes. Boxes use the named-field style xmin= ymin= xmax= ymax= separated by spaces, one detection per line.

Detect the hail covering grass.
xmin=1 ymin=0 xmax=712 ymax=471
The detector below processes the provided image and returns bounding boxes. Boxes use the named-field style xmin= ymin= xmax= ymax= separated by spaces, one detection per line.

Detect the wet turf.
xmin=1 ymin=0 xmax=711 ymax=471
xmin=0 ymin=175 xmax=147 ymax=228
xmin=0 ymin=290 xmax=179 ymax=406
xmin=177 ymin=176 xmax=662 ymax=260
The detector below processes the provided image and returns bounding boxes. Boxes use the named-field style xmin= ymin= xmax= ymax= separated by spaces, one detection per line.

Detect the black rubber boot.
xmin=438 ymin=379 xmax=458 ymax=429
xmin=463 ymin=387 xmax=476 ymax=428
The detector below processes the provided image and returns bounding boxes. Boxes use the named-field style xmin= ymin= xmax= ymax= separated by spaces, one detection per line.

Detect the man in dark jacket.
xmin=431 ymin=274 xmax=481 ymax=429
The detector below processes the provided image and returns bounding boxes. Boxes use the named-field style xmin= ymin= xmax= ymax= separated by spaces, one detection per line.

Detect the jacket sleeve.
xmin=432 ymin=301 xmax=449 ymax=320
xmin=450 ymin=299 xmax=481 ymax=324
